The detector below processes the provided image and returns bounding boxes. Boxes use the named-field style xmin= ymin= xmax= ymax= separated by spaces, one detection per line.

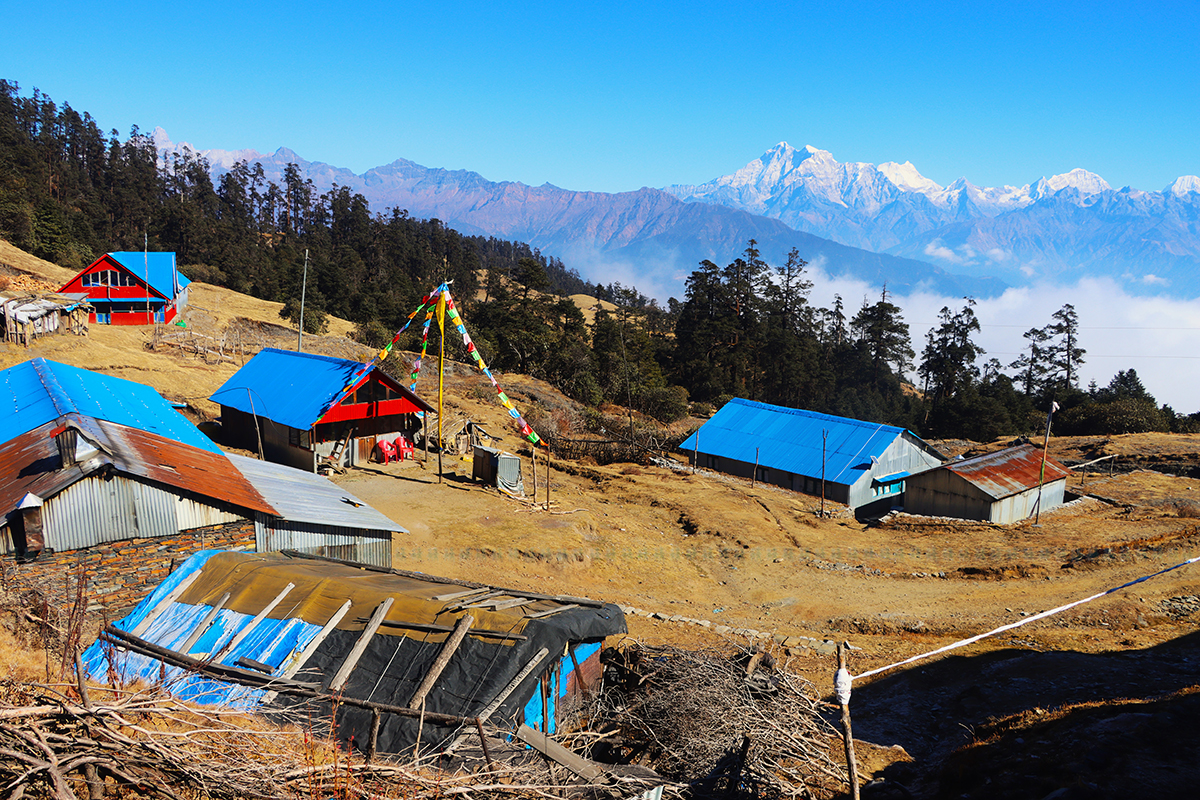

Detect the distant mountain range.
xmin=154 ymin=129 xmax=1200 ymax=300
xmin=666 ymin=143 xmax=1200 ymax=290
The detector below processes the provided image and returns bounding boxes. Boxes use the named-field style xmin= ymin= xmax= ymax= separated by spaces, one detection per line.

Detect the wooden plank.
xmin=445 ymin=646 xmax=550 ymax=754
xmin=329 ymin=597 xmax=394 ymax=691
xmin=130 ymin=569 xmax=201 ymax=637
xmin=377 ymin=619 xmax=528 ymax=641
xmin=263 ymin=599 xmax=352 ymax=704
xmin=214 ymin=582 xmax=296 ymax=661
xmin=177 ymin=591 xmax=231 ymax=654
xmin=525 ymin=603 xmax=578 ymax=620
xmin=514 ymin=724 xmax=603 ymax=781
xmin=432 ymin=587 xmax=490 ymax=602
xmin=407 ymin=614 xmax=474 ymax=709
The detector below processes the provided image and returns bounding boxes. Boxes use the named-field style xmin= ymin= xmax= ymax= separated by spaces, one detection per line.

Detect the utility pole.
xmin=297 ymin=248 xmax=309 ymax=352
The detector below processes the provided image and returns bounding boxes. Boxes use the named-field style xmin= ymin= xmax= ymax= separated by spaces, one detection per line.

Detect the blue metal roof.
xmin=678 ymin=398 xmax=909 ymax=486
xmin=210 ymin=348 xmax=375 ymax=429
xmin=105 ymin=252 xmax=191 ymax=298
xmin=0 ymin=358 xmax=219 ymax=452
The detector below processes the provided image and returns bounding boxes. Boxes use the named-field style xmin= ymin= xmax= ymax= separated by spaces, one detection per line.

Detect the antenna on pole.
xmin=144 ymin=231 xmax=151 ymax=327
xmin=297 ymin=248 xmax=309 ymax=353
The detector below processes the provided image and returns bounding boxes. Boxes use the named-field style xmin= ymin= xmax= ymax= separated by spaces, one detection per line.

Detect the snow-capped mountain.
xmin=152 ymin=130 xmax=1003 ymax=300
xmin=666 ymin=143 xmax=1200 ymax=290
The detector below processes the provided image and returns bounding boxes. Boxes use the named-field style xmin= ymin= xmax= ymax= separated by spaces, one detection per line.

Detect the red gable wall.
xmin=60 ymin=255 xmax=177 ymax=326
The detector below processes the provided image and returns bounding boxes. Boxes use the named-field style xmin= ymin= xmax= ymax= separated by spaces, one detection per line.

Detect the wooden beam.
xmin=513 ymin=724 xmax=603 ymax=781
xmin=377 ymin=619 xmax=528 ymax=641
xmin=177 ymin=591 xmax=231 ymax=654
xmin=445 ymin=646 xmax=550 ymax=754
xmin=130 ymin=569 xmax=201 ymax=637
xmin=263 ymin=599 xmax=352 ymax=704
xmin=525 ymin=604 xmax=578 ymax=620
xmin=329 ymin=597 xmax=393 ymax=692
xmin=100 ymin=625 xmax=471 ymax=727
xmin=214 ymin=582 xmax=295 ymax=661
xmin=407 ymin=614 xmax=473 ymax=709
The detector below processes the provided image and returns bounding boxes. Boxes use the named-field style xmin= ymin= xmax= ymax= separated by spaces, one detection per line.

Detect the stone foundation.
xmin=0 ymin=521 xmax=255 ymax=616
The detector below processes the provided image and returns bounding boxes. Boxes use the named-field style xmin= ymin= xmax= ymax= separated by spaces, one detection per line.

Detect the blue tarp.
xmin=82 ymin=551 xmax=323 ymax=708
xmin=0 ymin=358 xmax=220 ymax=451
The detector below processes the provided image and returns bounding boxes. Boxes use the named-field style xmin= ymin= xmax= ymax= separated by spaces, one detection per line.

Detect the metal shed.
xmin=229 ymin=454 xmax=402 ymax=568
xmin=472 ymin=445 xmax=525 ymax=496
xmin=904 ymin=443 xmax=1071 ymax=523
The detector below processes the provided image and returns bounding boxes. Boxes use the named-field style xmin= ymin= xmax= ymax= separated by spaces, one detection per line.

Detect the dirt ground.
xmin=5 ymin=239 xmax=1200 ymax=798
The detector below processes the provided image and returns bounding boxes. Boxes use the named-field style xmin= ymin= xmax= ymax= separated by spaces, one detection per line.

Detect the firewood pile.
xmin=585 ymin=643 xmax=844 ymax=799
xmin=0 ymin=661 xmax=675 ymax=800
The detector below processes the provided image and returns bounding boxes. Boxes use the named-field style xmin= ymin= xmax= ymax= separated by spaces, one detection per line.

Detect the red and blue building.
xmin=59 ymin=252 xmax=189 ymax=325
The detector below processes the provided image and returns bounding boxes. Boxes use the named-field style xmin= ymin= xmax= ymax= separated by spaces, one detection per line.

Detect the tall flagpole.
xmin=1034 ymin=401 xmax=1059 ymax=524
xmin=437 ymin=285 xmax=446 ymax=484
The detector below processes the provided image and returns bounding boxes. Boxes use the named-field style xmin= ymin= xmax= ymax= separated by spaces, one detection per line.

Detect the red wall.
xmin=61 ymin=256 xmax=177 ymax=326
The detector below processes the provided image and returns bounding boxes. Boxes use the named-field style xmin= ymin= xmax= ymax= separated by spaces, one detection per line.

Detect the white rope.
xmin=849 ymin=553 xmax=1200 ymax=686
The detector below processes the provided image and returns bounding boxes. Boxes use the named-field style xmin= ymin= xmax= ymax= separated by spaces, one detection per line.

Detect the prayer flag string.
xmin=343 ymin=283 xmax=545 ymax=447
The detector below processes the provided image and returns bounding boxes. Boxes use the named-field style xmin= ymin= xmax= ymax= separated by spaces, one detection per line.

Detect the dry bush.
xmin=588 ymin=642 xmax=843 ymax=799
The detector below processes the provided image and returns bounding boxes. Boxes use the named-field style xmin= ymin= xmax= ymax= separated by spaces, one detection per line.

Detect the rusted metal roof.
xmin=0 ymin=414 xmax=275 ymax=519
xmin=938 ymin=443 xmax=1071 ymax=500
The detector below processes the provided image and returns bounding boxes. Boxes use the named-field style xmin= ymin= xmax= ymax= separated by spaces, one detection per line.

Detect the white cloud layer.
xmin=810 ymin=273 xmax=1200 ymax=412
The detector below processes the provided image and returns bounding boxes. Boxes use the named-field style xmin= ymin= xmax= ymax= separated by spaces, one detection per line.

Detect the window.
xmin=755 ymin=466 xmax=769 ymax=482
xmin=350 ymin=381 xmax=401 ymax=404
xmin=288 ymin=427 xmax=312 ymax=449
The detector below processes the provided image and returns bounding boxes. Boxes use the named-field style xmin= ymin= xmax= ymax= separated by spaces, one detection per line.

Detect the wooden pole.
xmin=545 ymin=447 xmax=551 ymax=509
xmin=753 ymin=447 xmax=759 ymax=488
xmin=178 ymin=591 xmax=231 ymax=654
xmin=407 ymin=615 xmax=474 ymax=709
xmin=836 ymin=642 xmax=860 ymax=800
xmin=330 ymin=598 xmax=393 ymax=692
xmin=693 ymin=431 xmax=699 ymax=474
xmin=821 ymin=430 xmax=828 ymax=517
xmin=1034 ymin=402 xmax=1057 ymax=524
xmin=531 ymin=446 xmax=538 ymax=503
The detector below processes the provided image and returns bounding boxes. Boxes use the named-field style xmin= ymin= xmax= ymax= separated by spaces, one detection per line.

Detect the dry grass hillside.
xmin=4 ymin=238 xmax=1200 ymax=797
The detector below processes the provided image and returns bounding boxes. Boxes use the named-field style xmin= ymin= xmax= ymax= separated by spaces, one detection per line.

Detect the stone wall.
xmin=0 ymin=520 xmax=255 ymax=617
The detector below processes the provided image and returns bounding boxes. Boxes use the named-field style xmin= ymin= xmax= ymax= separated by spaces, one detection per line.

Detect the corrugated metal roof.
xmin=229 ymin=453 xmax=405 ymax=533
xmin=209 ymin=348 xmax=433 ymax=429
xmin=934 ymin=443 xmax=1071 ymax=500
xmin=0 ymin=415 xmax=275 ymax=520
xmin=0 ymin=358 xmax=218 ymax=451
xmin=101 ymin=252 xmax=191 ymax=298
xmin=678 ymin=398 xmax=912 ymax=485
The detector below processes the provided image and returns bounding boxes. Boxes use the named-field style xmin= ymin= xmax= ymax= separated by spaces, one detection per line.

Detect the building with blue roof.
xmin=678 ymin=398 xmax=945 ymax=513
xmin=211 ymin=348 xmax=434 ymax=472
xmin=59 ymin=252 xmax=190 ymax=325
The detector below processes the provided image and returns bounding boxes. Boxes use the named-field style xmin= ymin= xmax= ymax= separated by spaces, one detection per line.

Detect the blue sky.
xmin=4 ymin=1 xmax=1198 ymax=193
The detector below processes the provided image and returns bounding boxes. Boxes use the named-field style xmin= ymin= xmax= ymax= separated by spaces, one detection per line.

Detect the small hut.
xmin=903 ymin=443 xmax=1071 ymax=523
xmin=82 ymin=550 xmax=627 ymax=755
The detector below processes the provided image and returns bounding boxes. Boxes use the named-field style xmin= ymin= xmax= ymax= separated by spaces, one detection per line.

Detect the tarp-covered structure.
xmin=84 ymin=550 xmax=626 ymax=754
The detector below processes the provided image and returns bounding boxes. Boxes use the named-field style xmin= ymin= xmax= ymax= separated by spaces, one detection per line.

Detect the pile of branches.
xmin=0 ymin=672 xmax=672 ymax=800
xmin=587 ymin=643 xmax=843 ymax=800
